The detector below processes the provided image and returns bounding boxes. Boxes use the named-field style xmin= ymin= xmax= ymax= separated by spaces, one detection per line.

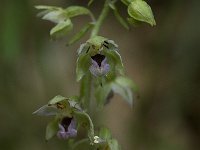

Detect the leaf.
xmin=73 ymin=111 xmax=94 ymax=142
xmin=99 ymin=127 xmax=112 ymax=141
xmin=45 ymin=118 xmax=59 ymax=141
xmin=35 ymin=5 xmax=61 ymax=10
xmin=67 ymin=23 xmax=93 ymax=46
xmin=95 ymin=83 xmax=112 ymax=108
xmin=50 ymin=19 xmax=73 ymax=39
xmin=48 ymin=95 xmax=68 ymax=105
xmin=128 ymin=0 xmax=156 ymax=26
xmin=103 ymin=50 xmax=124 ymax=75
xmin=112 ymin=82 xmax=133 ymax=106
xmin=32 ymin=104 xmax=60 ymax=116
xmin=127 ymin=17 xmax=141 ymax=26
xmin=42 ymin=10 xmax=66 ymax=23
xmin=76 ymin=54 xmax=91 ymax=81
xmin=48 ymin=95 xmax=73 ymax=116
xmin=121 ymin=0 xmax=134 ymax=6
xmin=108 ymin=139 xmax=121 ymax=150
xmin=115 ymin=76 xmax=138 ymax=91
xmin=109 ymin=4 xmax=129 ymax=30
xmin=65 ymin=6 xmax=91 ymax=18
xmin=111 ymin=76 xmax=135 ymax=106
xmin=88 ymin=0 xmax=94 ymax=6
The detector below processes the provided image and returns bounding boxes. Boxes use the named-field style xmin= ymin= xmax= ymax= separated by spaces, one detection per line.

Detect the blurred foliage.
xmin=0 ymin=0 xmax=200 ymax=150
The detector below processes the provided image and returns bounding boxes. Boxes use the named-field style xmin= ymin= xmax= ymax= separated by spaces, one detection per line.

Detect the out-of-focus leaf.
xmin=108 ymin=139 xmax=121 ymax=150
xmin=65 ymin=6 xmax=91 ymax=18
xmin=127 ymin=17 xmax=141 ymax=26
xmin=99 ymin=127 xmax=112 ymax=141
xmin=42 ymin=10 xmax=66 ymax=23
xmin=73 ymin=111 xmax=94 ymax=142
xmin=67 ymin=23 xmax=93 ymax=46
xmin=109 ymin=3 xmax=129 ymax=30
xmin=128 ymin=0 xmax=156 ymax=26
xmin=88 ymin=0 xmax=94 ymax=6
xmin=32 ymin=104 xmax=60 ymax=116
xmin=50 ymin=19 xmax=73 ymax=39
xmin=76 ymin=54 xmax=91 ymax=81
xmin=115 ymin=76 xmax=138 ymax=91
xmin=35 ymin=5 xmax=61 ymax=10
xmin=45 ymin=118 xmax=59 ymax=141
xmin=121 ymin=0 xmax=134 ymax=6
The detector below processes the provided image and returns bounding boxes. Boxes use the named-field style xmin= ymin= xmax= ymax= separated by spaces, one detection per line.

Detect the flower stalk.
xmin=80 ymin=0 xmax=111 ymax=111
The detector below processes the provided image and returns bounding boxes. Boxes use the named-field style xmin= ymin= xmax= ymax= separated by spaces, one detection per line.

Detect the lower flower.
xmin=57 ymin=117 xmax=77 ymax=139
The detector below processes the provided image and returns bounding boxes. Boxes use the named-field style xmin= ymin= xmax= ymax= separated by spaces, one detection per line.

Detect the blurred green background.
xmin=0 ymin=0 xmax=200 ymax=150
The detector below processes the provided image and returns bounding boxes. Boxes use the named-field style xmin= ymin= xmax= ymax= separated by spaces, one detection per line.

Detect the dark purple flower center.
xmin=91 ymin=54 xmax=105 ymax=67
xmin=61 ymin=117 xmax=72 ymax=131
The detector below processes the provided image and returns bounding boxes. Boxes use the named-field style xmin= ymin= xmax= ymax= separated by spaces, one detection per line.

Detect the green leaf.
xmin=65 ymin=6 xmax=91 ymax=18
xmin=67 ymin=23 xmax=93 ymax=46
xmin=50 ymin=19 xmax=73 ymax=39
xmin=48 ymin=95 xmax=73 ymax=116
xmin=103 ymin=50 xmax=124 ymax=75
xmin=42 ymin=10 xmax=66 ymax=23
xmin=115 ymin=76 xmax=138 ymax=91
xmin=128 ymin=0 xmax=156 ymax=26
xmin=95 ymin=83 xmax=112 ymax=108
xmin=76 ymin=54 xmax=91 ymax=81
xmin=121 ymin=0 xmax=135 ymax=6
xmin=88 ymin=0 xmax=94 ymax=6
xmin=99 ymin=127 xmax=112 ymax=141
xmin=108 ymin=139 xmax=121 ymax=150
xmin=109 ymin=4 xmax=129 ymax=30
xmin=111 ymin=76 xmax=135 ymax=106
xmin=45 ymin=118 xmax=59 ymax=141
xmin=73 ymin=111 xmax=94 ymax=142
xmin=127 ymin=17 xmax=141 ymax=26
xmin=35 ymin=5 xmax=61 ymax=10
xmin=48 ymin=95 xmax=68 ymax=105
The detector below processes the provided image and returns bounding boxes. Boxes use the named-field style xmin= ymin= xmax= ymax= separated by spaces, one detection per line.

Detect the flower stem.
xmin=90 ymin=0 xmax=110 ymax=38
xmin=80 ymin=0 xmax=111 ymax=111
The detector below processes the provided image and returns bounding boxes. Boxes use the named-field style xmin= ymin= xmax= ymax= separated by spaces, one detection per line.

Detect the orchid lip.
xmin=57 ymin=117 xmax=77 ymax=139
xmin=89 ymin=54 xmax=110 ymax=77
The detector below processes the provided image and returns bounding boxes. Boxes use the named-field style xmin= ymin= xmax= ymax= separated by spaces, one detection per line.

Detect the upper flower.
xmin=57 ymin=117 xmax=77 ymax=139
xmin=76 ymin=36 xmax=124 ymax=81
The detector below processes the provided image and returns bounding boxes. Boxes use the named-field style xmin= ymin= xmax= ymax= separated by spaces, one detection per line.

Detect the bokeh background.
xmin=0 ymin=0 xmax=200 ymax=150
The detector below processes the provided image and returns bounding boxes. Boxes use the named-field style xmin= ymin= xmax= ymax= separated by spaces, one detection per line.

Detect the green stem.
xmin=90 ymin=0 xmax=110 ymax=38
xmin=80 ymin=0 xmax=111 ymax=111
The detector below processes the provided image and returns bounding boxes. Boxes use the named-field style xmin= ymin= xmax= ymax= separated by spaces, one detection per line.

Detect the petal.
xmin=57 ymin=131 xmax=69 ymax=139
xmin=58 ymin=124 xmax=65 ymax=132
xmin=89 ymin=64 xmax=101 ymax=77
xmin=68 ymin=129 xmax=77 ymax=138
xmin=101 ymin=64 xmax=110 ymax=75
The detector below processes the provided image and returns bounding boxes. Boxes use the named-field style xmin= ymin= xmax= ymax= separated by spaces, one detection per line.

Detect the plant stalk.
xmin=80 ymin=0 xmax=111 ymax=111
